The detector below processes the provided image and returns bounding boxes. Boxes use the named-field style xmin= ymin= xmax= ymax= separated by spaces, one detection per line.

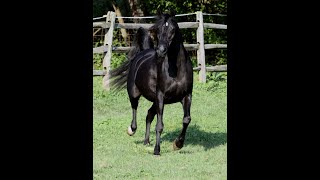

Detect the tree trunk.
xmin=128 ymin=0 xmax=145 ymax=23
xmin=112 ymin=3 xmax=128 ymax=43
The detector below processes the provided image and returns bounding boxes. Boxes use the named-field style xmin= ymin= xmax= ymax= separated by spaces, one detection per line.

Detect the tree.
xmin=111 ymin=1 xmax=128 ymax=43
xmin=128 ymin=0 xmax=145 ymax=22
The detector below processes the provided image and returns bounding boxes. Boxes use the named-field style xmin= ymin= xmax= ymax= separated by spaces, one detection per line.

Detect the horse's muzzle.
xmin=156 ymin=45 xmax=167 ymax=58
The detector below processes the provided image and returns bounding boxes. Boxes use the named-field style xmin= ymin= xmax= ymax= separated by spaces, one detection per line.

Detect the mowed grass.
xmin=93 ymin=73 xmax=227 ymax=179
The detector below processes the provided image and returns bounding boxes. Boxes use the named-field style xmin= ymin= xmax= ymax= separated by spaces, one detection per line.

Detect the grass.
xmin=93 ymin=73 xmax=227 ymax=179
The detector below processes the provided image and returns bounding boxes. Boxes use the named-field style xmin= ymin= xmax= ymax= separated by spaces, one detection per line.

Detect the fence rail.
xmin=93 ymin=43 xmax=227 ymax=54
xmin=93 ymin=22 xmax=227 ymax=30
xmin=93 ymin=65 xmax=227 ymax=76
xmin=93 ymin=11 xmax=227 ymax=90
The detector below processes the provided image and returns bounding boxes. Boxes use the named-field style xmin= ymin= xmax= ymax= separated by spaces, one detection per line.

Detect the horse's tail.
xmin=109 ymin=59 xmax=130 ymax=91
xmin=110 ymin=27 xmax=154 ymax=90
xmin=128 ymin=27 xmax=154 ymax=61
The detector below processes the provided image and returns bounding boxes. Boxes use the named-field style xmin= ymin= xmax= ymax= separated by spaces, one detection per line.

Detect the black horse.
xmin=110 ymin=11 xmax=193 ymax=155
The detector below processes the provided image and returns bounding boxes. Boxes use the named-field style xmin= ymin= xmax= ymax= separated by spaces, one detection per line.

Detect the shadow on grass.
xmin=134 ymin=124 xmax=227 ymax=151
xmin=163 ymin=124 xmax=227 ymax=151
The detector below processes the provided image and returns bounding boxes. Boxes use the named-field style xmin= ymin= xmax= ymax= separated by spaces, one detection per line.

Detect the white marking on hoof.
xmin=127 ymin=126 xmax=135 ymax=136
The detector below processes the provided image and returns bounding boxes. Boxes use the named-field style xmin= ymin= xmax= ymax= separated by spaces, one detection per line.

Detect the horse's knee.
xmin=183 ymin=116 xmax=191 ymax=124
xmin=155 ymin=124 xmax=164 ymax=133
xmin=146 ymin=104 xmax=156 ymax=121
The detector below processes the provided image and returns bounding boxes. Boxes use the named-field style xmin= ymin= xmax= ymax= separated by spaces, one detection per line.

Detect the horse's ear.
xmin=156 ymin=9 xmax=162 ymax=16
xmin=148 ymin=25 xmax=157 ymax=41
xmin=169 ymin=9 xmax=176 ymax=17
xmin=149 ymin=26 xmax=157 ymax=36
xmin=149 ymin=25 xmax=157 ymax=33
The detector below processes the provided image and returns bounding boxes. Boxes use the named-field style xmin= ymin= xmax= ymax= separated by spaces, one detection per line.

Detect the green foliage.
xmin=144 ymin=0 xmax=226 ymax=16
xmin=193 ymin=72 xmax=227 ymax=92
xmin=205 ymin=72 xmax=227 ymax=91
xmin=111 ymin=53 xmax=127 ymax=69
xmin=190 ymin=56 xmax=197 ymax=67
xmin=93 ymin=0 xmax=132 ymax=18
xmin=215 ymin=50 xmax=227 ymax=65
xmin=111 ymin=32 xmax=127 ymax=69
xmin=93 ymin=0 xmax=112 ymax=17
xmin=93 ymin=52 xmax=127 ymax=70
xmin=93 ymin=41 xmax=104 ymax=69
xmin=93 ymin=76 xmax=107 ymax=99
xmin=93 ymin=54 xmax=103 ymax=70
xmin=93 ymin=32 xmax=128 ymax=70
xmin=207 ymin=72 xmax=227 ymax=82
xmin=204 ymin=28 xmax=226 ymax=44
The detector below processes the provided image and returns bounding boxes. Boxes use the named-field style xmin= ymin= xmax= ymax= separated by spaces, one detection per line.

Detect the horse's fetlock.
xmin=156 ymin=128 xmax=163 ymax=134
xmin=183 ymin=116 xmax=191 ymax=124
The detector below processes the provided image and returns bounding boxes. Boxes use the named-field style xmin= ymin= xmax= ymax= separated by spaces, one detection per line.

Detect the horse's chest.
xmin=163 ymin=80 xmax=187 ymax=100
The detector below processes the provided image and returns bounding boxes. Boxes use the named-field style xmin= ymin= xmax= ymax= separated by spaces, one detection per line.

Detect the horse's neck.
xmin=169 ymin=42 xmax=188 ymax=63
xmin=164 ymin=43 xmax=188 ymax=79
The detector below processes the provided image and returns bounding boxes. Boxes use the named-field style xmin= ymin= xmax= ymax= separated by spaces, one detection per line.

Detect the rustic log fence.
xmin=93 ymin=11 xmax=227 ymax=90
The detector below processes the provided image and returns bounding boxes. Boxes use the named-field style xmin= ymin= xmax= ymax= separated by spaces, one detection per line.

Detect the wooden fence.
xmin=93 ymin=11 xmax=227 ymax=90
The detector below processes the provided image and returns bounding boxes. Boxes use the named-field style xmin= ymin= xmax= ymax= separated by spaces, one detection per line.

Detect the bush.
xmin=93 ymin=33 xmax=128 ymax=70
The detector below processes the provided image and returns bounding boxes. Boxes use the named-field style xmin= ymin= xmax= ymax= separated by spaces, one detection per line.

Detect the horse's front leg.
xmin=173 ymin=93 xmax=192 ymax=150
xmin=154 ymin=90 xmax=164 ymax=155
xmin=144 ymin=103 xmax=156 ymax=145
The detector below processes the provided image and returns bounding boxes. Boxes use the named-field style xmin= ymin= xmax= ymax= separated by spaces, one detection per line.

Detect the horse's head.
xmin=149 ymin=10 xmax=179 ymax=58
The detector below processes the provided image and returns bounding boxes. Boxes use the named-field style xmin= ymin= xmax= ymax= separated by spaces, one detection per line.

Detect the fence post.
xmin=102 ymin=11 xmax=116 ymax=90
xmin=196 ymin=11 xmax=206 ymax=83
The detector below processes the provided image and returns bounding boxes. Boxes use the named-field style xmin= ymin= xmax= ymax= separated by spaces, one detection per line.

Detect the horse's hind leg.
xmin=173 ymin=94 xmax=192 ymax=150
xmin=127 ymin=85 xmax=141 ymax=136
xmin=144 ymin=103 xmax=156 ymax=145
xmin=127 ymin=96 xmax=140 ymax=135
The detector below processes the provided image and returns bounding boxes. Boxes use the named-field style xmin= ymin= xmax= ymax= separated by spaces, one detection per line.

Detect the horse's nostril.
xmin=163 ymin=47 xmax=167 ymax=52
xmin=159 ymin=45 xmax=167 ymax=53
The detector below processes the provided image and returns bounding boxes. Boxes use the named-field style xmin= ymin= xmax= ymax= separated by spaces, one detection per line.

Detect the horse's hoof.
xmin=143 ymin=141 xmax=150 ymax=146
xmin=127 ymin=126 xmax=135 ymax=136
xmin=173 ymin=139 xmax=183 ymax=150
xmin=154 ymin=151 xmax=161 ymax=156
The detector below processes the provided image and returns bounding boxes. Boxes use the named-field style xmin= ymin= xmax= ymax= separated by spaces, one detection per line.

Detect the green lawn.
xmin=93 ymin=73 xmax=227 ymax=179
